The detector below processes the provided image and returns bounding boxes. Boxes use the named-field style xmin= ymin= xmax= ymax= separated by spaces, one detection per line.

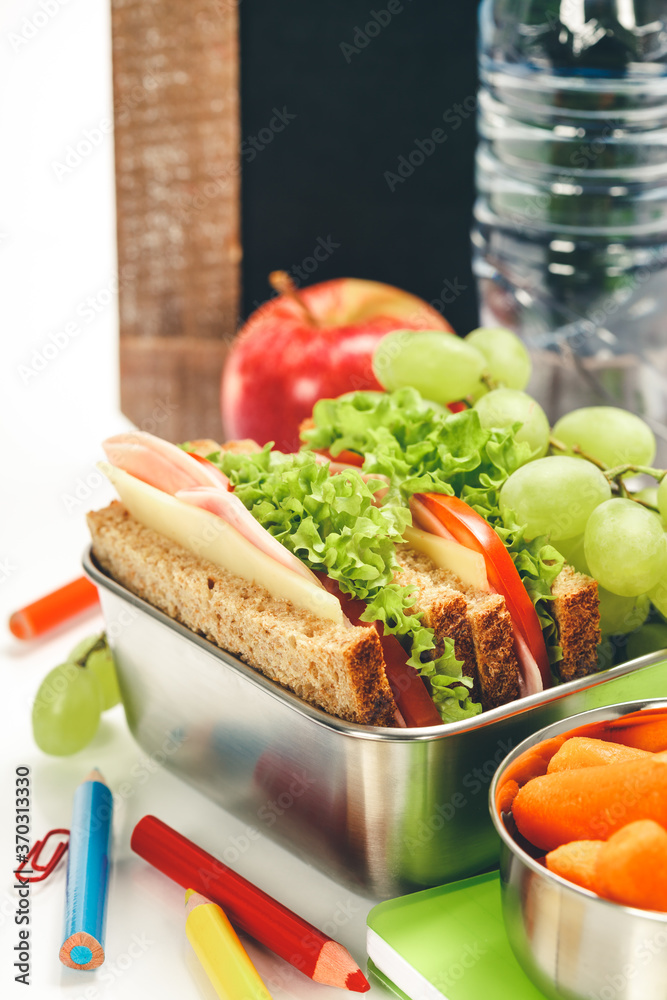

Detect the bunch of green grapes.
xmin=32 ymin=633 xmax=121 ymax=756
xmin=500 ymin=407 xmax=667 ymax=651
xmin=372 ymin=326 xmax=552 ymax=458
xmin=372 ymin=326 xmax=667 ymax=655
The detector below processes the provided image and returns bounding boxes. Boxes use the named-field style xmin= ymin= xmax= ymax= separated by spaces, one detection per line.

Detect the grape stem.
xmin=74 ymin=633 xmax=107 ymax=668
xmin=549 ymin=435 xmax=607 ymax=470
xmin=549 ymin=436 xmax=666 ymax=511
xmin=480 ymin=373 xmax=499 ymax=392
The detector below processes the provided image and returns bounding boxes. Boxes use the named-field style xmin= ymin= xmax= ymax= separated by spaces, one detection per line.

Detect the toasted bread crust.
xmin=394 ymin=544 xmax=521 ymax=710
xmin=465 ymin=594 xmax=521 ymax=708
xmin=551 ymin=565 xmax=601 ymax=682
xmin=87 ymin=502 xmax=397 ymax=726
xmin=394 ymin=544 xmax=479 ymax=693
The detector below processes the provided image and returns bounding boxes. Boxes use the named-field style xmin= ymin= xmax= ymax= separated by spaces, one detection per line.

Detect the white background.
xmin=0 ymin=2 xmax=382 ymax=998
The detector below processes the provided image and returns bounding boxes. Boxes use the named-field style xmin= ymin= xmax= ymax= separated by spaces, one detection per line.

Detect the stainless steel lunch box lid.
xmin=85 ymin=547 xmax=667 ymax=899
xmin=489 ymin=701 xmax=667 ymax=1000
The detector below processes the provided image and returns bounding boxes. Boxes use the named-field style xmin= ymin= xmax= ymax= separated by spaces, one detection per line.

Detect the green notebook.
xmin=366 ymin=872 xmax=548 ymax=1000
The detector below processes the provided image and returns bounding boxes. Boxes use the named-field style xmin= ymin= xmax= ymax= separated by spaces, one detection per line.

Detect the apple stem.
xmin=269 ymin=270 xmax=319 ymax=327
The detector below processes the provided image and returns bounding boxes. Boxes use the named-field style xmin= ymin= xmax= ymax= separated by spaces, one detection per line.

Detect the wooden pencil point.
xmin=59 ymin=773 xmax=112 ymax=971
xmin=83 ymin=768 xmax=107 ymax=786
xmin=313 ymin=940 xmax=368 ymax=991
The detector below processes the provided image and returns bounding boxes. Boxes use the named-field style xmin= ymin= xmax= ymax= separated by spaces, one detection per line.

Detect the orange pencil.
xmin=9 ymin=576 xmax=99 ymax=640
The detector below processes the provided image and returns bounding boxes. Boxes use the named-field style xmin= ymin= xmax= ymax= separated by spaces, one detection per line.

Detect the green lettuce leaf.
xmin=302 ymin=388 xmax=565 ymax=670
xmin=209 ymin=446 xmax=480 ymax=722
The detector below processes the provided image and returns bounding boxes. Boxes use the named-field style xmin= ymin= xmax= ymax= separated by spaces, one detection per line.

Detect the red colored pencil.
xmin=9 ymin=576 xmax=99 ymax=640
xmin=131 ymin=815 xmax=369 ymax=992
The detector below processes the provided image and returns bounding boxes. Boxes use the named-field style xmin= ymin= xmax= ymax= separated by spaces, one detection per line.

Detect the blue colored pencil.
xmin=59 ymin=769 xmax=112 ymax=970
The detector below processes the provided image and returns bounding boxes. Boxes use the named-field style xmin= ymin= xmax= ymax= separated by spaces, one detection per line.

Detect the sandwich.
xmin=301 ymin=388 xmax=600 ymax=681
xmin=87 ymin=388 xmax=601 ymax=729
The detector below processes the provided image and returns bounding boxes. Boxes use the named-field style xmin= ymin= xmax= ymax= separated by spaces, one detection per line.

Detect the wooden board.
xmin=111 ymin=0 xmax=241 ymax=442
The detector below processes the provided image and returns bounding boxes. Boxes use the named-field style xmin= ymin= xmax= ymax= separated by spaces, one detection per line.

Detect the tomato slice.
xmin=316 ymin=574 xmax=442 ymax=727
xmin=412 ymin=493 xmax=552 ymax=688
xmin=315 ymin=448 xmax=364 ymax=467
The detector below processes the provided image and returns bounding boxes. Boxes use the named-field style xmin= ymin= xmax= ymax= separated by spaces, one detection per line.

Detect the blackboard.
xmin=240 ymin=1 xmax=481 ymax=335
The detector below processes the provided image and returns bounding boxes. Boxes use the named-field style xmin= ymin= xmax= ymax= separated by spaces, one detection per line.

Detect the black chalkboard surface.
xmin=240 ymin=1 xmax=480 ymax=335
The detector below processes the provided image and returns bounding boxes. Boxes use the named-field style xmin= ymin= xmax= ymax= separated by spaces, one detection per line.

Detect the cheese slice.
xmin=99 ymin=462 xmax=344 ymax=623
xmin=403 ymin=524 xmax=489 ymax=591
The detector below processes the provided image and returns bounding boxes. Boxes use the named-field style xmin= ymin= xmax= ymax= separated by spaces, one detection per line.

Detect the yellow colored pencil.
xmin=184 ymin=889 xmax=272 ymax=1000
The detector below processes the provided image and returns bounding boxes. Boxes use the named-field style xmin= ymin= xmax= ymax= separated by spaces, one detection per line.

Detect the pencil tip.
xmin=345 ymin=970 xmax=371 ymax=993
xmin=84 ymin=768 xmax=106 ymax=785
xmin=314 ymin=942 xmax=370 ymax=991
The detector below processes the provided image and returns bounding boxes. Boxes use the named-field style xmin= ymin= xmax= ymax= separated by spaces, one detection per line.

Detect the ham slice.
xmin=103 ymin=431 xmax=230 ymax=493
xmin=176 ymin=487 xmax=321 ymax=585
xmin=104 ymin=431 xmax=321 ymax=587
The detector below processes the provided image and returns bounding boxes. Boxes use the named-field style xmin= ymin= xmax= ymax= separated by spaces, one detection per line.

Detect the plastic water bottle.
xmin=473 ymin=0 xmax=667 ymax=458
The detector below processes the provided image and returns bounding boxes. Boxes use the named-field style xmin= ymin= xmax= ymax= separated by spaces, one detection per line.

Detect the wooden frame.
xmin=110 ymin=0 xmax=241 ymax=441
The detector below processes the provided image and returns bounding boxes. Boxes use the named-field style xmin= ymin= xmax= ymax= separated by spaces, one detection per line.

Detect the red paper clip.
xmin=15 ymin=828 xmax=69 ymax=883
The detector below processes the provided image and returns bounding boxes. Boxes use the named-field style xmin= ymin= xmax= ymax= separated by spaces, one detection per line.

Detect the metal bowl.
xmin=489 ymin=700 xmax=667 ymax=1000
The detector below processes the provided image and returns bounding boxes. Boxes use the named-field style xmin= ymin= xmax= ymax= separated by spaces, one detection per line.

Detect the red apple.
xmin=221 ymin=273 xmax=454 ymax=451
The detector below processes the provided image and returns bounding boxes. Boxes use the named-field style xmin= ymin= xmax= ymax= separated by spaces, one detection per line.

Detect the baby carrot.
xmin=512 ymin=752 xmax=667 ymax=850
xmin=496 ymin=736 xmax=568 ymax=791
xmin=546 ymin=840 xmax=603 ymax=892
xmin=9 ymin=576 xmax=99 ymax=640
xmin=601 ymin=715 xmax=667 ymax=753
xmin=595 ymin=820 xmax=667 ymax=912
xmin=496 ymin=779 xmax=520 ymax=815
xmin=547 ymin=737 xmax=652 ymax=773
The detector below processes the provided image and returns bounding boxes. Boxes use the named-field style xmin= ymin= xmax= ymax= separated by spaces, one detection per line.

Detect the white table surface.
xmin=0 ymin=3 xmax=386 ymax=998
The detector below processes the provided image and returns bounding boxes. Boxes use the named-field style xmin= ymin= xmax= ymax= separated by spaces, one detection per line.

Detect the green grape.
xmin=464 ymin=327 xmax=531 ymax=390
xmin=473 ymin=389 xmax=549 ymax=459
xmin=648 ymin=556 xmax=667 ymax=619
xmin=555 ymin=534 xmax=590 ymax=574
xmin=552 ymin=407 xmax=656 ymax=469
xmin=32 ymin=663 xmax=103 ymax=756
xmin=499 ymin=456 xmax=611 ymax=541
xmin=657 ymin=478 xmax=667 ymax=525
xmin=372 ymin=330 xmax=486 ymax=403
xmin=584 ymin=499 xmax=667 ymax=597
xmin=69 ymin=633 xmax=120 ymax=710
xmin=635 ymin=486 xmax=658 ymax=508
xmin=597 ymin=588 xmax=650 ymax=637
xmin=626 ymin=623 xmax=667 ymax=661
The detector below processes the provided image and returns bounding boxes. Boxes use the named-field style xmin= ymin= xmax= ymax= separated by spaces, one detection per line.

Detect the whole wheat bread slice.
xmin=87 ymin=502 xmax=397 ymax=727
xmin=394 ymin=544 xmax=521 ymax=710
xmin=551 ymin=565 xmax=600 ymax=681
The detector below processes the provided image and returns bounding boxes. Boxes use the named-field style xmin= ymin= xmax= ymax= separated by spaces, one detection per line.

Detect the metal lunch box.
xmin=84 ymin=547 xmax=667 ymax=899
xmin=489 ymin=700 xmax=667 ymax=1000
